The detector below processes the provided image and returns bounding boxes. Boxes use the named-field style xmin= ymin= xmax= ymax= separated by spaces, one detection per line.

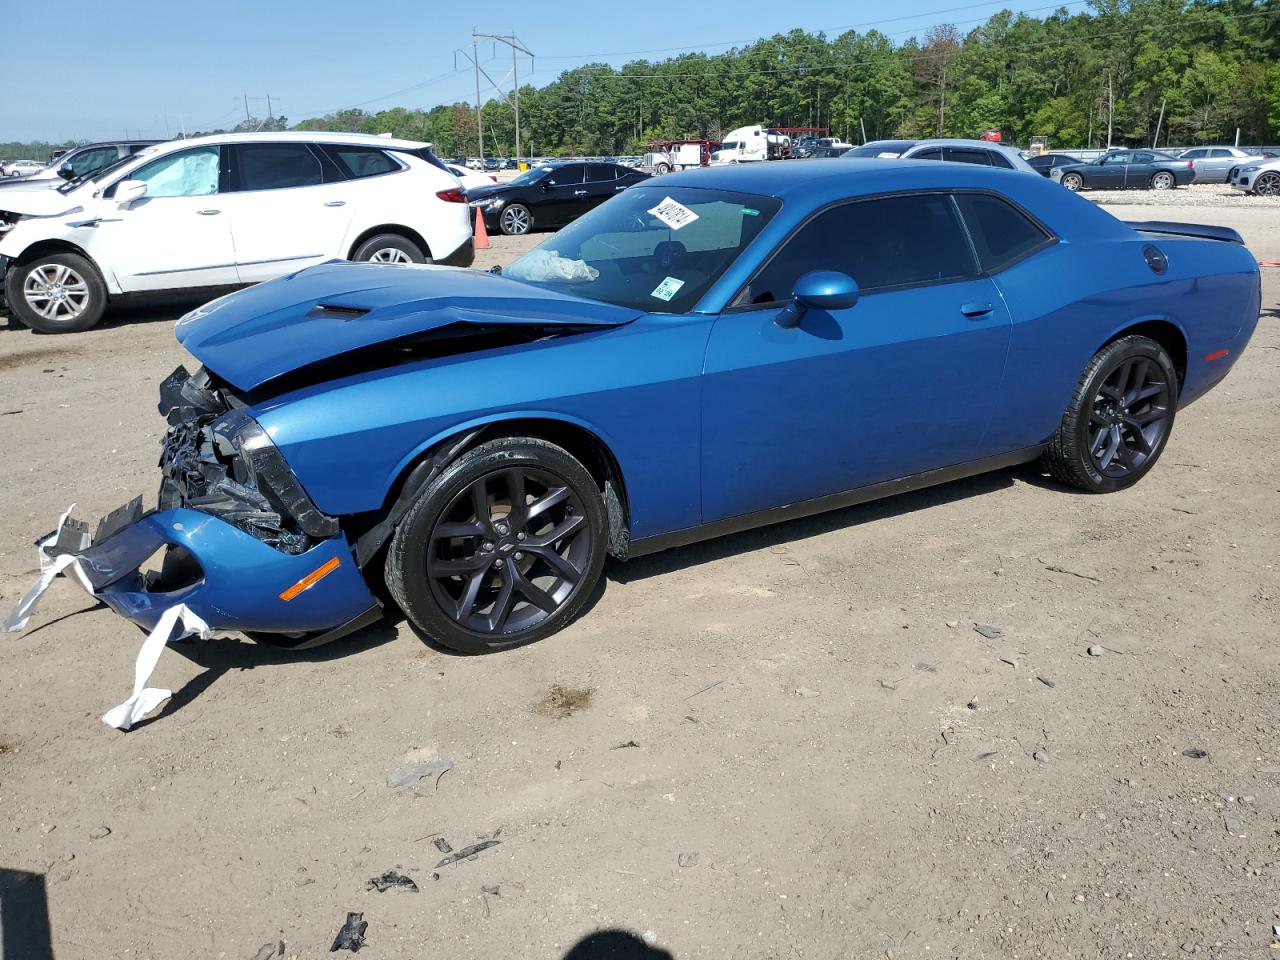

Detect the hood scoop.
xmin=306 ymin=303 xmax=371 ymax=320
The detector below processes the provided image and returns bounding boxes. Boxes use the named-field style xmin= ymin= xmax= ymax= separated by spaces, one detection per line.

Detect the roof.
xmin=141 ymin=131 xmax=429 ymax=153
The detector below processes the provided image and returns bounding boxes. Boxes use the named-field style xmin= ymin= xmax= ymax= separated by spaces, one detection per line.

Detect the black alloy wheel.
xmin=1255 ymin=172 xmax=1280 ymax=196
xmin=386 ymin=437 xmax=607 ymax=652
xmin=1043 ymin=335 xmax=1178 ymax=493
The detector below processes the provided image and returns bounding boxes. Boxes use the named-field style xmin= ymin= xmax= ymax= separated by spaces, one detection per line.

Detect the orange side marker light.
xmin=279 ymin=557 xmax=341 ymax=602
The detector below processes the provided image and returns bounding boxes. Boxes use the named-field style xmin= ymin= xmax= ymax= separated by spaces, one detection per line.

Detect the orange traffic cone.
xmin=473 ymin=208 xmax=491 ymax=251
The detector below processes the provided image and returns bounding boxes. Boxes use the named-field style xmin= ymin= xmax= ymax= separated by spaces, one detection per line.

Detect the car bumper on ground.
xmin=74 ymin=507 xmax=380 ymax=638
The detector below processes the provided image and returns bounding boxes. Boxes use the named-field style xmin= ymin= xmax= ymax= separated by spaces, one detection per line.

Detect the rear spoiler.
xmin=1124 ymin=220 xmax=1243 ymax=244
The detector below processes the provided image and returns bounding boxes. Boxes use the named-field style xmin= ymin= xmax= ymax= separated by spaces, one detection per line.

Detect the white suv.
xmin=0 ymin=132 xmax=473 ymax=333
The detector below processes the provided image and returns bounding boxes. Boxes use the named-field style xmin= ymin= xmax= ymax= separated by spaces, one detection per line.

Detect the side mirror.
xmin=115 ymin=180 xmax=147 ymax=205
xmin=542 ymin=180 xmax=555 ymax=191
xmin=57 ymin=164 xmax=75 ymax=180
xmin=775 ymin=270 xmax=859 ymax=329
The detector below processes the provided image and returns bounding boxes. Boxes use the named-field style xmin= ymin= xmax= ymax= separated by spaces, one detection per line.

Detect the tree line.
xmin=5 ymin=0 xmax=1277 ymax=163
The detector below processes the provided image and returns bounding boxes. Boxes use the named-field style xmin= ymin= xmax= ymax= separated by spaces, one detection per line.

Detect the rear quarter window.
xmin=954 ymin=193 xmax=1055 ymax=273
xmin=322 ymin=145 xmax=402 ymax=179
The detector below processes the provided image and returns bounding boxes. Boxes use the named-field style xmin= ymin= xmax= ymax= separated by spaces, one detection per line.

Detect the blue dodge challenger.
xmin=62 ymin=160 xmax=1260 ymax=653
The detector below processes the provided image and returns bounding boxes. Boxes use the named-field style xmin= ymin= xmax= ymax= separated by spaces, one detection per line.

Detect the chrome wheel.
xmin=23 ymin=263 xmax=90 ymax=322
xmin=1151 ymin=172 xmax=1174 ymax=190
xmin=1088 ymin=355 xmax=1172 ymax=480
xmin=1256 ymin=172 xmax=1280 ymax=197
xmin=1061 ymin=173 xmax=1083 ymax=192
xmin=369 ymin=247 xmax=412 ymax=264
xmin=426 ymin=467 xmax=590 ymax=635
xmin=500 ymin=204 xmax=531 ymax=235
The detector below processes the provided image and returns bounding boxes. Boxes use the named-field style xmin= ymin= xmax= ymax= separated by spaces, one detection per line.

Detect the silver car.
xmin=1228 ymin=155 xmax=1280 ymax=196
xmin=842 ymin=138 xmax=1038 ymax=174
xmin=1175 ymin=146 xmax=1258 ymax=183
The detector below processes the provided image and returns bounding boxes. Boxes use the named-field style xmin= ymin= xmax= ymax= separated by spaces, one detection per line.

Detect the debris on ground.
xmin=435 ymin=839 xmax=501 ymax=869
xmin=974 ymin=624 xmax=1005 ymax=639
xmin=366 ymin=870 xmax=418 ymax=893
xmin=974 ymin=751 xmax=998 ymax=761
xmin=1037 ymin=676 xmax=1056 ymax=688
xmin=433 ymin=837 xmax=453 ymax=854
xmin=481 ymin=884 xmax=501 ymax=896
xmin=1033 ymin=750 xmax=1050 ymax=763
xmin=1223 ymin=815 xmax=1244 ymax=836
xmin=535 ymin=684 xmax=594 ymax=718
xmin=915 ymin=662 xmax=937 ymax=673
xmin=1087 ymin=644 xmax=1106 ymax=656
xmin=966 ymin=700 xmax=979 ymax=710
xmin=794 ymin=686 xmax=820 ymax=698
xmin=1182 ymin=748 xmax=1209 ymax=759
xmin=612 ymin=740 xmax=641 ymax=749
xmin=386 ymin=758 xmax=454 ymax=791
xmin=251 ymin=941 xmax=285 ymax=960
xmin=89 ymin=826 xmax=111 ymax=840
xmin=329 ymin=912 xmax=367 ymax=953
xmin=999 ymin=657 xmax=1017 ymax=667
xmin=879 ymin=679 xmax=898 ymax=690
xmin=678 ymin=852 xmax=699 ymax=868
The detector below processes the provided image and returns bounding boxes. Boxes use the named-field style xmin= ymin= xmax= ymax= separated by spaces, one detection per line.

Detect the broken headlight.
xmin=0 ymin=211 xmax=23 ymax=236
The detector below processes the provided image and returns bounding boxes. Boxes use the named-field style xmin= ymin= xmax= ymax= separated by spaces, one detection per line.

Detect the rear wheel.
xmin=1255 ymin=172 xmax=1280 ymax=196
xmin=1042 ymin=335 xmax=1177 ymax=493
xmin=8 ymin=252 xmax=106 ymax=333
xmin=385 ymin=437 xmax=607 ymax=653
xmin=352 ymin=233 xmax=428 ymax=264
xmin=653 ymin=162 xmax=670 ymax=176
xmin=1150 ymin=171 xmax=1175 ymax=190
xmin=1060 ymin=173 xmax=1083 ymax=192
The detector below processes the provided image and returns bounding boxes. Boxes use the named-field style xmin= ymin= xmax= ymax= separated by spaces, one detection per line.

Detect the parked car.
xmin=1051 ymin=150 xmax=1194 ymax=191
xmin=1174 ymin=146 xmax=1258 ymax=183
xmin=3 ymin=159 xmax=45 ymax=177
xmin=445 ymin=162 xmax=498 ymax=192
xmin=843 ymin=139 xmax=1038 ymax=173
xmin=1026 ymin=153 xmax=1079 ymax=177
xmin=806 ymin=146 xmax=855 ymax=159
xmin=0 ymin=132 xmax=472 ymax=333
xmin=47 ymin=159 xmax=1259 ymax=657
xmin=0 ymin=140 xmax=161 ymax=189
xmin=1228 ymin=155 xmax=1280 ymax=196
xmin=468 ymin=161 xmax=649 ymax=236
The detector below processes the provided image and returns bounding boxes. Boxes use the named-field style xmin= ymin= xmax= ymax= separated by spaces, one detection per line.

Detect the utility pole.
xmin=1105 ymin=73 xmax=1114 ymax=150
xmin=1152 ymin=97 xmax=1166 ymax=149
xmin=244 ymin=93 xmax=252 ymax=125
xmin=472 ymin=30 xmax=534 ymax=161
xmin=265 ymin=94 xmax=275 ymax=121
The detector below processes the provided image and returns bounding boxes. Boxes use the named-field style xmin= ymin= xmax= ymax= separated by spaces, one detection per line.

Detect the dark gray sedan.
xmin=1051 ymin=150 xmax=1195 ymax=191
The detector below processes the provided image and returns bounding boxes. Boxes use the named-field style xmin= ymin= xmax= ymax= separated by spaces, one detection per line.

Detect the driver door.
xmin=538 ymin=164 xmax=588 ymax=226
xmin=700 ymin=192 xmax=1011 ymax=522
xmin=1094 ymin=152 xmax=1131 ymax=187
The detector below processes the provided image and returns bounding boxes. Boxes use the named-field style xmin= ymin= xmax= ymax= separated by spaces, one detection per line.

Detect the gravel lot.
xmin=0 ymin=195 xmax=1277 ymax=960
xmin=1083 ymin=181 xmax=1280 ymax=209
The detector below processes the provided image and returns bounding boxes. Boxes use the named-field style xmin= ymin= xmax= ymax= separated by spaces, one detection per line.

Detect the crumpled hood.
xmin=176 ymin=260 xmax=641 ymax=392
xmin=0 ymin=186 xmax=84 ymax=217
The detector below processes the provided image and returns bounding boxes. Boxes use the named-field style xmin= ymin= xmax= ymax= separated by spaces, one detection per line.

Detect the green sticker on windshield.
xmin=651 ymin=276 xmax=686 ymax=302
xmin=742 ymin=207 xmax=760 ymax=216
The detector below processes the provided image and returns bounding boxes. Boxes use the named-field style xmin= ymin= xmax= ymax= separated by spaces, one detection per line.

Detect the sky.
xmin=1 ymin=0 xmax=1087 ymax=143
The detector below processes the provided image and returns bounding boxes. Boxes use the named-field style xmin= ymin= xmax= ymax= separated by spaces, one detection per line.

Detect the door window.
xmin=322 ymin=145 xmax=401 ymax=179
xmin=1181 ymin=149 xmax=1206 ymax=159
xmin=129 ymin=146 xmax=220 ymax=197
xmin=1101 ymin=153 xmax=1131 ymax=165
xmin=546 ymin=165 xmax=585 ymax=185
xmin=65 ymin=146 xmax=119 ymax=177
xmin=1208 ymin=148 xmax=1233 ymax=158
xmin=913 ymin=148 xmax=944 ymax=160
xmin=1132 ymin=152 xmax=1157 ymax=163
xmin=234 ymin=143 xmax=323 ymax=191
xmin=954 ymin=193 xmax=1054 ymax=273
xmin=586 ymin=164 xmax=618 ymax=183
xmin=739 ymin=193 xmax=978 ymax=305
xmin=987 ymin=150 xmax=1014 ymax=169
xmin=945 ymin=148 xmax=992 ymax=165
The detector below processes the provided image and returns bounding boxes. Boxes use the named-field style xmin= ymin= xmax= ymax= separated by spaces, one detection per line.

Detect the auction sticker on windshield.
xmin=651 ymin=276 xmax=686 ymax=301
xmin=648 ymin=197 xmax=699 ymax=230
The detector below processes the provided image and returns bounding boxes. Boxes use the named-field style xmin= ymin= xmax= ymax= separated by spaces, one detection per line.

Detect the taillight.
xmin=436 ymin=189 xmax=467 ymax=203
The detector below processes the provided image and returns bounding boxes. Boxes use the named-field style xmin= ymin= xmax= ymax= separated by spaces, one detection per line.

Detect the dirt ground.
xmin=0 ymin=197 xmax=1277 ymax=960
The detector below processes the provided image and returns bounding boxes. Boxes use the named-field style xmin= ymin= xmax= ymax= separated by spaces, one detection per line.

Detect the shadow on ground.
xmin=0 ymin=867 xmax=54 ymax=960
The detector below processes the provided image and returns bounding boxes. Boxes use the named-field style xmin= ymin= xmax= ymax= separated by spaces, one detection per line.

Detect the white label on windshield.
xmin=651 ymin=276 xmax=685 ymax=301
xmin=647 ymin=196 xmax=699 ymax=231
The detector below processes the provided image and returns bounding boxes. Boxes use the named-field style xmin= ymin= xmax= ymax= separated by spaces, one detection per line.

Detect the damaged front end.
xmin=41 ymin=365 xmax=381 ymax=645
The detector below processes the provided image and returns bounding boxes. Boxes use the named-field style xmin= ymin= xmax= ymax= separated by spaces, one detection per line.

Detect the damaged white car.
xmin=0 ymin=132 xmax=474 ymax=333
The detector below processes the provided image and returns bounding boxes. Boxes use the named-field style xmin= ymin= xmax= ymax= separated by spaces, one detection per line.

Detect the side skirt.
xmin=627 ymin=445 xmax=1047 ymax=559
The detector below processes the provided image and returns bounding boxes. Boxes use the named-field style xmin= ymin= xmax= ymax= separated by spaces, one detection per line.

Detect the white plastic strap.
xmin=101 ymin=604 xmax=211 ymax=731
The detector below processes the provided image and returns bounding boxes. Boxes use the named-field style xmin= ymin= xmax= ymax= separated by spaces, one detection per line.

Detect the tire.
xmin=1150 ymin=171 xmax=1175 ymax=190
xmin=385 ymin=436 xmax=608 ymax=653
xmin=498 ymin=203 xmax=532 ymax=236
xmin=1061 ymin=173 xmax=1083 ymax=192
xmin=352 ymin=233 xmax=428 ymax=264
xmin=1255 ymin=172 xmax=1280 ymax=197
xmin=1041 ymin=335 xmax=1178 ymax=493
xmin=653 ymin=163 xmax=670 ymax=176
xmin=7 ymin=252 xmax=107 ymax=333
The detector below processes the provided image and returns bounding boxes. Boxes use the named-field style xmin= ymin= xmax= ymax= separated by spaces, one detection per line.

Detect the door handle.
xmin=324 ymin=200 xmax=346 ymax=207
xmin=574 ymin=190 xmax=588 ymax=196
xmin=197 ymin=209 xmax=221 ymax=216
xmin=961 ymin=302 xmax=993 ymax=318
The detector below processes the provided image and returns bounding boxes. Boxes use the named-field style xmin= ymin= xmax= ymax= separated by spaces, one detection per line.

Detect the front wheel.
xmin=352 ymin=233 xmax=428 ymax=264
xmin=1150 ymin=171 xmax=1175 ymax=190
xmin=1060 ymin=173 xmax=1083 ymax=192
xmin=499 ymin=203 xmax=532 ymax=236
xmin=8 ymin=253 xmax=107 ymax=333
xmin=385 ymin=437 xmax=607 ymax=653
xmin=1255 ymin=172 xmax=1280 ymax=197
xmin=1042 ymin=335 xmax=1178 ymax=493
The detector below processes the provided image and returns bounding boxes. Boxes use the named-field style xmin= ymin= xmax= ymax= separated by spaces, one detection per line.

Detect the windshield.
xmin=505 ymin=186 xmax=780 ymax=313
xmin=508 ymin=165 xmax=552 ymax=187
xmin=57 ymin=147 xmax=157 ymax=194
xmin=844 ymin=140 xmax=917 ymax=157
